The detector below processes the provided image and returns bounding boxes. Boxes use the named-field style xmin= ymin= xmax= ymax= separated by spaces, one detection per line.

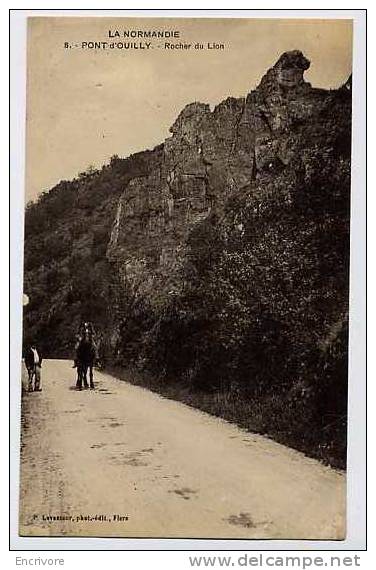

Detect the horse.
xmin=75 ymin=334 xmax=96 ymax=390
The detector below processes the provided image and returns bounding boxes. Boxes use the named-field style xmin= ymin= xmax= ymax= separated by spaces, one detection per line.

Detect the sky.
xmin=25 ymin=17 xmax=353 ymax=202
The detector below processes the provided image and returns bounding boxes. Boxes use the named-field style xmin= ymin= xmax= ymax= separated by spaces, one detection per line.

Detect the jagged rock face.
xmin=107 ymin=96 xmax=254 ymax=289
xmin=107 ymin=50 xmax=333 ymax=293
xmin=275 ymin=50 xmax=310 ymax=88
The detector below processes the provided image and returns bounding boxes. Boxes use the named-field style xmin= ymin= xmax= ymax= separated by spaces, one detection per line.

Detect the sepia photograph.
xmin=13 ymin=13 xmax=360 ymax=543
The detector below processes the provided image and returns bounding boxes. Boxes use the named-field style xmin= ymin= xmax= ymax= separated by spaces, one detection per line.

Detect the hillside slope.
xmin=23 ymin=51 xmax=351 ymax=466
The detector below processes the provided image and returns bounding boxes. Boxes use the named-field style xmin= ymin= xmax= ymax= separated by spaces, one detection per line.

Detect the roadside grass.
xmin=105 ymin=365 xmax=346 ymax=470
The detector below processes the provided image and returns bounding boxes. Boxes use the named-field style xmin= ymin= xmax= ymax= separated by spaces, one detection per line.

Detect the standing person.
xmin=24 ymin=344 xmax=43 ymax=392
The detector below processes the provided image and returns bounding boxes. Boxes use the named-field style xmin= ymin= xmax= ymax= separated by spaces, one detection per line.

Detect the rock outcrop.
xmin=106 ymin=50 xmax=344 ymax=307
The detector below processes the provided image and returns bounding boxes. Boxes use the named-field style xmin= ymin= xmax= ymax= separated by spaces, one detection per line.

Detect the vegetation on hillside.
xmin=23 ymin=77 xmax=351 ymax=468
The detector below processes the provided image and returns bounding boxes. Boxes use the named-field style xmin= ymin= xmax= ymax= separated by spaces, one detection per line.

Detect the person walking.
xmin=24 ymin=344 xmax=43 ymax=392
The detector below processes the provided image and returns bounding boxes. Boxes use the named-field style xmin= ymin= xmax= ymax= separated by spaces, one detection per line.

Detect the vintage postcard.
xmin=10 ymin=12 xmax=365 ymax=544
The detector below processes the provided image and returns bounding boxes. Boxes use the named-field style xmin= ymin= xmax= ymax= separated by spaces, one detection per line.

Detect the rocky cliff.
xmin=23 ymin=51 xmax=351 ymax=466
xmin=107 ymin=50 xmax=349 ymax=300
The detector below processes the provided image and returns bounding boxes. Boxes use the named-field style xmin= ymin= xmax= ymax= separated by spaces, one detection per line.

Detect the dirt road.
xmin=19 ymin=360 xmax=345 ymax=539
